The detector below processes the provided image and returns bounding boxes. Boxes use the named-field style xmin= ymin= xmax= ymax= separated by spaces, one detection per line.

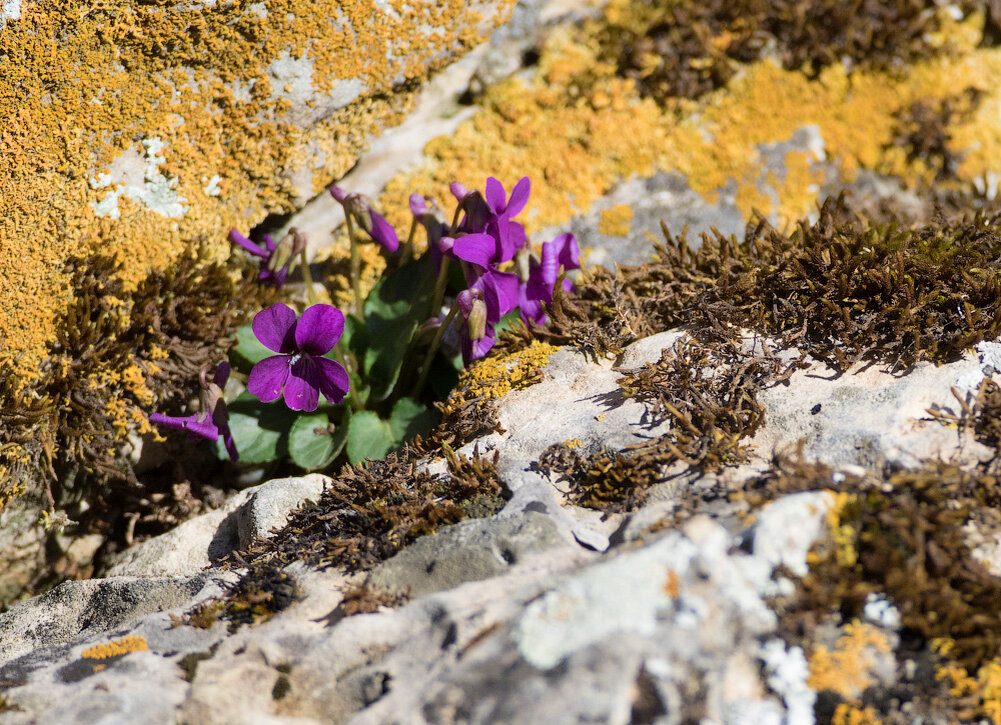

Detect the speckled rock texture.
xmin=0 ymin=0 xmax=516 ymax=373
xmin=1 ymin=329 xmax=998 ymax=723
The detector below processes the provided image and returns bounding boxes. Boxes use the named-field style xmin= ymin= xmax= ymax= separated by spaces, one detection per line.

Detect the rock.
xmin=366 ymin=511 xmax=570 ymax=599
xmin=105 ymin=474 xmax=330 ymax=578
xmin=0 ymin=0 xmax=517 ymax=373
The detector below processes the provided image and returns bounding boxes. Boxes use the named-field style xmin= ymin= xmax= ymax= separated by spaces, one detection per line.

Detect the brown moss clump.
xmin=731 ymin=452 xmax=1001 ymax=721
xmin=0 ymin=251 xmax=280 ymax=602
xmin=596 ymin=0 xmax=985 ymax=103
xmin=183 ymin=444 xmax=506 ymax=629
xmin=516 ymin=196 xmax=1001 ymax=374
xmin=533 ymin=331 xmax=791 ymax=511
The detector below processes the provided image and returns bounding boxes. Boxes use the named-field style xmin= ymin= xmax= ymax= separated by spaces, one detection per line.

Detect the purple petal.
xmin=456 ymin=289 xmax=477 ymax=319
xmin=314 ymin=356 xmax=351 ymax=404
xmin=253 ymin=303 xmax=298 ymax=353
xmin=368 ymin=210 xmax=399 ymax=252
xmin=462 ymin=328 xmax=495 ymax=364
xmin=552 ymin=232 xmax=580 ymax=270
xmin=229 ymin=229 xmax=267 ymax=258
xmin=285 ymin=357 xmax=321 ymax=412
xmin=263 ymin=234 xmax=277 ymax=253
xmin=505 ymin=177 xmax=531 ymax=217
xmin=480 ymin=270 xmax=520 ymax=324
xmin=409 ymin=193 xmax=428 ymax=218
xmin=329 ymin=185 xmax=348 ymax=203
xmin=539 ymin=240 xmax=561 ymax=286
xmin=212 ymin=361 xmax=231 ymax=389
xmin=247 ymin=354 xmax=291 ymax=403
xmin=212 ymin=401 xmax=239 ymax=461
xmin=295 ymin=304 xmax=344 ymax=355
xmin=484 ymin=177 xmax=506 ymax=214
xmin=491 ymin=218 xmax=525 ymax=263
xmin=150 ymin=412 xmax=219 ymax=442
xmin=450 ymin=181 xmax=469 ymax=202
xmin=519 ymin=297 xmax=546 ymax=327
xmin=451 ymin=233 xmax=497 ymax=268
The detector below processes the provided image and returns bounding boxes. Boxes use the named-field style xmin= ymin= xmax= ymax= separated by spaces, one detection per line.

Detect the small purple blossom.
xmin=455 ymin=269 xmax=520 ymax=364
xmin=518 ymin=232 xmax=580 ymax=326
xmin=229 ymin=228 xmax=304 ymax=287
xmin=330 ymin=185 xmax=400 ymax=252
xmin=150 ymin=362 xmax=238 ymax=461
xmin=247 ymin=303 xmax=351 ymax=412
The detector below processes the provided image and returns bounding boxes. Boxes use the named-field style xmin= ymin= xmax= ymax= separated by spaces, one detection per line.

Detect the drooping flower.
xmin=229 ymin=228 xmax=305 ymax=287
xmin=247 ymin=303 xmax=350 ymax=412
xmin=455 ymin=269 xmax=521 ymax=364
xmin=518 ymin=232 xmax=580 ymax=326
xmin=330 ymin=185 xmax=400 ymax=252
xmin=150 ymin=362 xmax=238 ymax=461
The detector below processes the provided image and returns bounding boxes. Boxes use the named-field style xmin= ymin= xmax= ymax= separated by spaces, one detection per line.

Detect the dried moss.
xmin=518 ymin=197 xmax=1001 ymax=374
xmin=597 ymin=0 xmax=986 ymax=103
xmin=183 ymin=444 xmax=506 ymax=629
xmin=533 ymin=331 xmax=791 ymax=511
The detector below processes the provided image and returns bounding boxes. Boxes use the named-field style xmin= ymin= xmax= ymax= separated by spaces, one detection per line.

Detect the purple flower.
xmin=450 ymin=177 xmax=529 ymax=261
xmin=410 ymin=193 xmax=451 ymax=268
xmin=229 ymin=228 xmax=304 ymax=287
xmin=247 ymin=303 xmax=351 ymax=412
xmin=518 ymin=233 xmax=580 ymax=326
xmin=150 ymin=362 xmax=238 ymax=461
xmin=330 ymin=186 xmax=400 ymax=252
xmin=455 ymin=270 xmax=520 ymax=364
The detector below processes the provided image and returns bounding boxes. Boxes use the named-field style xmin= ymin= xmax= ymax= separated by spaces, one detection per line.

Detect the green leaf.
xmin=230 ymin=324 xmax=273 ymax=373
xmin=346 ymin=410 xmax=395 ymax=464
xmin=388 ymin=397 xmax=439 ymax=444
xmin=362 ymin=255 xmax=436 ymax=400
xmin=219 ymin=392 xmax=296 ymax=464
xmin=288 ymin=411 xmax=343 ymax=470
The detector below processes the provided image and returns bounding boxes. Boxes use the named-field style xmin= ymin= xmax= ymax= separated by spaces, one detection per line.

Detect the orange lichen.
xmin=598 ymin=204 xmax=634 ymax=236
xmin=0 ymin=0 xmax=514 ymax=377
xmin=80 ymin=635 xmax=149 ymax=660
xmin=807 ymin=621 xmax=891 ymax=699
xmin=381 ymin=4 xmax=1001 ymax=244
xmin=832 ymin=704 xmax=883 ymax=725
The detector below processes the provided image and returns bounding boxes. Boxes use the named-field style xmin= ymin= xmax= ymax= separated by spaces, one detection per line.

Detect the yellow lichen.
xmin=598 ymin=204 xmax=634 ymax=236
xmin=80 ymin=635 xmax=149 ymax=660
xmin=380 ymin=5 xmax=1001 ymax=246
xmin=832 ymin=704 xmax=883 ymax=725
xmin=807 ymin=621 xmax=891 ymax=699
xmin=460 ymin=341 xmax=560 ymax=403
xmin=0 ymin=0 xmax=514 ymax=378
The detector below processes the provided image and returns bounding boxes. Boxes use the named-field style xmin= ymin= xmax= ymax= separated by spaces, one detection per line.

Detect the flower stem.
xmin=400 ymin=217 xmax=418 ymax=266
xmin=411 ymin=304 xmax=459 ymax=399
xmin=299 ymin=250 xmax=319 ymax=306
xmin=430 ymin=256 xmax=450 ymax=319
xmin=331 ymin=344 xmax=364 ymax=411
xmin=345 ymin=213 xmax=365 ymax=315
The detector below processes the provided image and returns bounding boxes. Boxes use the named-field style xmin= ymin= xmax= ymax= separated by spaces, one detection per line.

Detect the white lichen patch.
xmin=752 ymin=491 xmax=835 ymax=579
xmin=202 ymin=175 xmax=222 ymax=197
xmin=759 ymin=639 xmax=817 ymax=725
xmin=0 ymin=0 xmax=20 ymax=30
xmin=89 ymin=138 xmax=189 ymax=220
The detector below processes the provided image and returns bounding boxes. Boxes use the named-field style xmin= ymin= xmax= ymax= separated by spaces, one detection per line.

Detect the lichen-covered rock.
xmin=0 ymin=0 xmax=516 ymax=374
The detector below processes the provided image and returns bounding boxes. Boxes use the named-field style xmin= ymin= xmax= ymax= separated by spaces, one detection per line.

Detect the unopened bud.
xmin=515 ymin=245 xmax=532 ymax=283
xmin=345 ymin=194 xmax=377 ymax=234
xmin=266 ymin=230 xmax=297 ymax=273
xmin=467 ymin=298 xmax=488 ymax=342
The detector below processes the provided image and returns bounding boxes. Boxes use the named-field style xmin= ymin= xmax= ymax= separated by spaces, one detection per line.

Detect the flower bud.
xmin=467 ymin=298 xmax=488 ymax=342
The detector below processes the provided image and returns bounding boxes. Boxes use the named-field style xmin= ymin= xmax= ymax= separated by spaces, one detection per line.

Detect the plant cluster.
xmin=595 ymin=0 xmax=990 ymax=103
xmin=150 ymin=177 xmax=579 ymax=471
xmin=514 ymin=197 xmax=1001 ymax=374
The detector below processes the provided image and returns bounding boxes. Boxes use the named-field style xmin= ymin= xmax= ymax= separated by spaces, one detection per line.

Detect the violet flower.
xmin=518 ymin=233 xmax=580 ymax=326
xmin=247 ymin=303 xmax=350 ymax=412
xmin=449 ymin=178 xmax=529 ymax=261
xmin=455 ymin=270 xmax=521 ymax=364
xmin=410 ymin=193 xmax=451 ymax=269
xmin=330 ymin=186 xmax=400 ymax=252
xmin=150 ymin=362 xmax=238 ymax=461
xmin=229 ymin=228 xmax=304 ymax=287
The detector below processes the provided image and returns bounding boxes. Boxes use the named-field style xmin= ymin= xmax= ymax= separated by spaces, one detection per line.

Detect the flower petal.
xmin=451 ymin=233 xmax=497 ymax=268
xmin=253 ymin=303 xmax=298 ymax=353
xmin=479 ymin=269 xmax=520 ymax=324
xmin=314 ymin=356 xmax=351 ymax=405
xmin=368 ymin=210 xmax=400 ymax=252
xmin=461 ymin=326 xmax=495 ymax=364
xmin=553 ymin=232 xmax=580 ymax=270
xmin=505 ymin=177 xmax=531 ymax=218
xmin=450 ymin=181 xmax=469 ymax=202
xmin=212 ymin=361 xmax=231 ymax=389
xmin=295 ymin=304 xmax=345 ymax=355
xmin=285 ymin=356 xmax=321 ymax=412
xmin=212 ymin=401 xmax=239 ymax=461
xmin=484 ymin=177 xmax=506 ymax=214
xmin=229 ymin=229 xmax=267 ymax=258
xmin=409 ymin=193 xmax=428 ymax=218
xmin=329 ymin=185 xmax=348 ymax=203
xmin=247 ymin=354 xmax=291 ymax=403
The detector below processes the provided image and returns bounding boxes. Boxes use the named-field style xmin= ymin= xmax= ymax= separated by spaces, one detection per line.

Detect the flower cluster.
xmin=150 ymin=174 xmax=579 ymax=468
